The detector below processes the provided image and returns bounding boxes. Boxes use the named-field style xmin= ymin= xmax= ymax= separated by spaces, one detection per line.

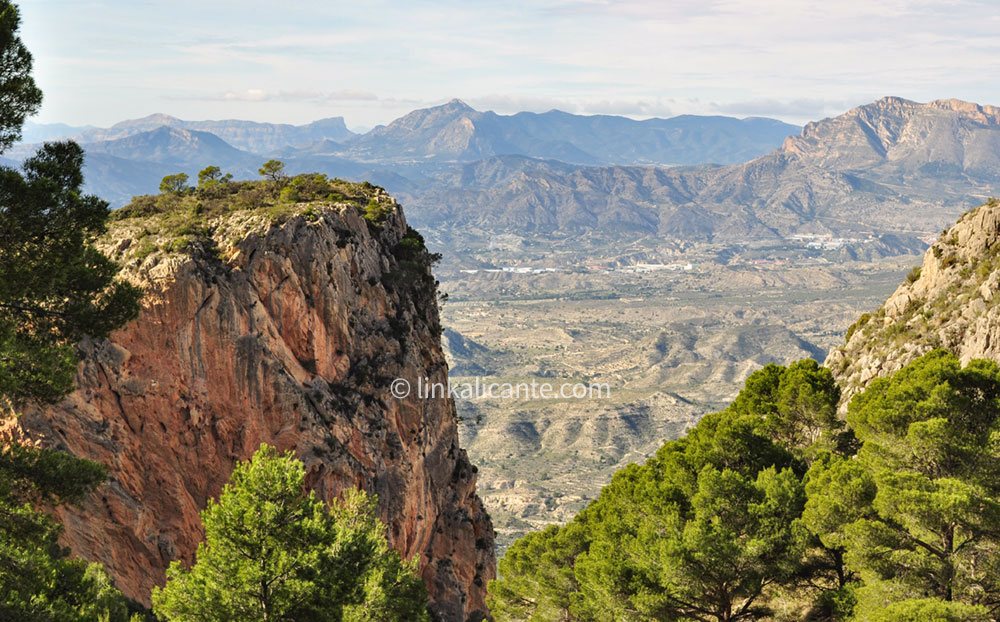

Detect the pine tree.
xmin=152 ymin=445 xmax=429 ymax=622
xmin=0 ymin=1 xmax=40 ymax=151
xmin=806 ymin=350 xmax=1000 ymax=620
xmin=0 ymin=2 xmax=143 ymax=618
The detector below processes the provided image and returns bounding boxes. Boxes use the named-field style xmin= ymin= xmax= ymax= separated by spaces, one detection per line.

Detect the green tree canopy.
xmin=158 ymin=172 xmax=190 ymax=195
xmin=491 ymin=350 xmax=1000 ymax=620
xmin=728 ymin=358 xmax=845 ymax=456
xmin=152 ymin=445 xmax=429 ymax=622
xmin=489 ymin=522 xmax=588 ymax=622
xmin=0 ymin=141 xmax=142 ymax=404
xmin=490 ymin=396 xmax=811 ymax=622
xmin=0 ymin=1 xmax=41 ymax=151
xmin=806 ymin=350 xmax=1000 ymax=619
xmin=259 ymin=159 xmax=286 ymax=181
xmin=197 ymin=165 xmax=231 ymax=188
xmin=0 ymin=438 xmax=142 ymax=621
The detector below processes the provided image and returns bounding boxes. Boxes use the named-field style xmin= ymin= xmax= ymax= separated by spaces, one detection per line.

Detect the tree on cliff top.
xmin=152 ymin=445 xmax=430 ymax=622
xmin=259 ymin=159 xmax=286 ymax=181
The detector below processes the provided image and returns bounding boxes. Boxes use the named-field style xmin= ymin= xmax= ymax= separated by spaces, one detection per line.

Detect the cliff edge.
xmin=827 ymin=197 xmax=1000 ymax=405
xmin=2 ymin=180 xmax=495 ymax=621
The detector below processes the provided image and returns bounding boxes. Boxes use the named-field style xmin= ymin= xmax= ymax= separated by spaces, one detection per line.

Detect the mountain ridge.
xmin=343 ymin=98 xmax=800 ymax=165
xmin=73 ymin=113 xmax=356 ymax=153
xmin=397 ymin=97 xmax=1000 ymax=246
xmin=85 ymin=126 xmax=260 ymax=169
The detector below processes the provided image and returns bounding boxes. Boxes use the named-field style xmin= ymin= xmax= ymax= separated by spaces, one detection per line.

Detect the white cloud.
xmin=209 ymin=89 xmax=380 ymax=103
xmin=19 ymin=0 xmax=1000 ymax=128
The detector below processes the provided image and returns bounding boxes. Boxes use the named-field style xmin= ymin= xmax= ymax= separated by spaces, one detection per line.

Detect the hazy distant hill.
xmin=21 ymin=120 xmax=95 ymax=143
xmin=340 ymin=99 xmax=799 ymax=165
xmin=85 ymin=126 xmax=261 ymax=170
xmin=397 ymin=97 xmax=1000 ymax=246
xmin=74 ymin=113 xmax=355 ymax=153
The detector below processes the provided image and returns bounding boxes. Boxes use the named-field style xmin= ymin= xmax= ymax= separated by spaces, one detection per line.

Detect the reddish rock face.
xmin=4 ymin=202 xmax=495 ymax=621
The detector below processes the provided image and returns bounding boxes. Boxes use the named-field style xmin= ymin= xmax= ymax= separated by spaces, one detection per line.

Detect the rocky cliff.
xmin=1 ymin=185 xmax=495 ymax=621
xmin=827 ymin=197 xmax=1000 ymax=404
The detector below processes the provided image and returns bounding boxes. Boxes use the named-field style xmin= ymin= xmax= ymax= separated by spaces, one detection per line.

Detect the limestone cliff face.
xmin=3 ymin=195 xmax=495 ymax=621
xmin=827 ymin=198 xmax=1000 ymax=405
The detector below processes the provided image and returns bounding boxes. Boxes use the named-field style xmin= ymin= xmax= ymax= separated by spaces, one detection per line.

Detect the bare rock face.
xmin=2 ymin=197 xmax=495 ymax=621
xmin=784 ymin=96 xmax=1000 ymax=175
xmin=827 ymin=198 xmax=1000 ymax=405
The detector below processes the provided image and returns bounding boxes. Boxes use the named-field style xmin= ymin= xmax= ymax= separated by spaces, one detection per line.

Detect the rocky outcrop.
xmin=2 ymin=194 xmax=495 ymax=621
xmin=783 ymin=97 xmax=1000 ymax=175
xmin=827 ymin=198 xmax=1000 ymax=405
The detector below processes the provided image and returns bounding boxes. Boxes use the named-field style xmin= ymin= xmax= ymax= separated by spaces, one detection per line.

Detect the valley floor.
xmin=437 ymin=240 xmax=915 ymax=548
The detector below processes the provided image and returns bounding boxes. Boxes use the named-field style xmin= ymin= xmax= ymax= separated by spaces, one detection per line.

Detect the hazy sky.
xmin=20 ymin=0 xmax=1000 ymax=130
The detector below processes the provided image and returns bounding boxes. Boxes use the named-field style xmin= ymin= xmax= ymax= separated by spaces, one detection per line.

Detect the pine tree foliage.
xmin=491 ymin=350 xmax=1000 ymax=622
xmin=152 ymin=445 xmax=430 ymax=622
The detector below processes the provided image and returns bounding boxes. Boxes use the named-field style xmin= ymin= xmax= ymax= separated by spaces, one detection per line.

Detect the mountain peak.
xmin=117 ymin=125 xmax=222 ymax=145
xmin=85 ymin=124 xmax=254 ymax=171
xmin=928 ymin=98 xmax=1000 ymax=123
xmin=305 ymin=116 xmax=350 ymax=130
xmin=366 ymin=99 xmax=482 ymax=140
xmin=783 ymin=96 xmax=1000 ymax=165
xmin=846 ymin=96 xmax=1000 ymax=125
xmin=443 ymin=98 xmax=475 ymax=111
xmin=113 ymin=113 xmax=184 ymax=129
xmin=863 ymin=95 xmax=918 ymax=110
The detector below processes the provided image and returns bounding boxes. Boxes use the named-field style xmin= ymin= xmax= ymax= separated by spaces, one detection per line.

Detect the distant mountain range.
xmin=86 ymin=126 xmax=260 ymax=169
xmin=397 ymin=97 xmax=1000 ymax=248
xmin=27 ymin=113 xmax=356 ymax=153
xmin=12 ymin=97 xmax=1000 ymax=258
xmin=10 ymin=101 xmax=798 ymax=206
xmin=21 ymin=121 xmax=96 ymax=143
xmin=331 ymin=99 xmax=797 ymax=165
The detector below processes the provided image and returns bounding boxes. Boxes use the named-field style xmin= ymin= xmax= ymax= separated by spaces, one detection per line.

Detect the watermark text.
xmin=389 ymin=377 xmax=611 ymax=401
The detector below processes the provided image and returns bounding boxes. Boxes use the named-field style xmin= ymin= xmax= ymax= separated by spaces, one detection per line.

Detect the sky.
xmin=19 ymin=0 xmax=1000 ymax=131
